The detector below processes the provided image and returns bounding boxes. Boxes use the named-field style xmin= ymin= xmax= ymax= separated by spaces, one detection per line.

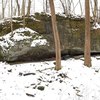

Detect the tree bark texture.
xmin=16 ymin=0 xmax=20 ymax=16
xmin=49 ymin=0 xmax=61 ymax=70
xmin=22 ymin=0 xmax=25 ymax=28
xmin=84 ymin=0 xmax=91 ymax=67
xmin=27 ymin=0 xmax=31 ymax=16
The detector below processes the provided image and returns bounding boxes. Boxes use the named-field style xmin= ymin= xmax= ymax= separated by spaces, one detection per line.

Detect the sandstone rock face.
xmin=0 ymin=14 xmax=100 ymax=62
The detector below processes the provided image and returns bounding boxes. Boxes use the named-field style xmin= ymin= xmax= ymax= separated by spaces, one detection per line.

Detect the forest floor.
xmin=0 ymin=56 xmax=100 ymax=100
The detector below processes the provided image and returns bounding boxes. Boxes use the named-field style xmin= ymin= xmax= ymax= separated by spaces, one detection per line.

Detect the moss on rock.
xmin=0 ymin=13 xmax=100 ymax=62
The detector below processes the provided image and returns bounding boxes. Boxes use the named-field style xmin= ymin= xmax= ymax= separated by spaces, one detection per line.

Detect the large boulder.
xmin=0 ymin=13 xmax=100 ymax=62
xmin=0 ymin=27 xmax=49 ymax=62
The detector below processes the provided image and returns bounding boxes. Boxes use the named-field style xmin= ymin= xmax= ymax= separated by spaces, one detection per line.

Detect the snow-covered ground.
xmin=0 ymin=56 xmax=100 ymax=100
xmin=0 ymin=1 xmax=100 ymax=99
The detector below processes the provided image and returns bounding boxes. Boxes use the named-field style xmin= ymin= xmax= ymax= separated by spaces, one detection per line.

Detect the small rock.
xmin=48 ymin=80 xmax=52 ymax=83
xmin=58 ymin=73 xmax=67 ymax=78
xmin=19 ymin=72 xmax=23 ymax=76
xmin=23 ymin=73 xmax=36 ymax=76
xmin=73 ymin=87 xmax=76 ymax=89
xmin=8 ymin=69 xmax=12 ymax=72
xmin=59 ymin=80 xmax=63 ymax=83
xmin=95 ymin=69 xmax=99 ymax=73
xmin=53 ymin=62 xmax=56 ymax=65
xmin=26 ymin=93 xmax=35 ymax=97
xmin=37 ymin=86 xmax=45 ymax=91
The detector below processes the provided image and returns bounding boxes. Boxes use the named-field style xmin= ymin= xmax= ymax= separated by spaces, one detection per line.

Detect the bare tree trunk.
xmin=13 ymin=7 xmax=17 ymax=16
xmin=33 ymin=0 xmax=35 ymax=13
xmin=46 ymin=0 xmax=49 ymax=13
xmin=84 ymin=0 xmax=91 ymax=67
xmin=79 ymin=0 xmax=83 ymax=16
xmin=64 ymin=0 xmax=68 ymax=16
xmin=22 ymin=0 xmax=25 ymax=28
xmin=71 ymin=0 xmax=74 ymax=13
xmin=2 ymin=0 xmax=7 ymax=19
xmin=43 ymin=0 xmax=49 ymax=13
xmin=68 ymin=0 xmax=71 ymax=16
xmin=8 ymin=0 xmax=11 ymax=17
xmin=98 ymin=6 xmax=100 ymax=23
xmin=16 ymin=0 xmax=20 ymax=16
xmin=2 ymin=0 xmax=4 ymax=19
xmin=49 ymin=0 xmax=61 ymax=70
xmin=59 ymin=0 xmax=67 ymax=15
xmin=93 ymin=0 xmax=98 ymax=23
xmin=43 ymin=0 xmax=45 ymax=12
xmin=27 ymin=0 xmax=31 ymax=16
xmin=11 ymin=0 xmax=13 ymax=34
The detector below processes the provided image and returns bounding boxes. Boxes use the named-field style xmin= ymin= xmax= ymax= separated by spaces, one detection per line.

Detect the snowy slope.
xmin=0 ymin=57 xmax=100 ymax=100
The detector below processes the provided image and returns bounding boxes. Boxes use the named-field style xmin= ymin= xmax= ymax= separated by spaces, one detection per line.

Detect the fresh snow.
xmin=11 ymin=28 xmax=33 ymax=41
xmin=0 ymin=27 xmax=33 ymax=49
xmin=31 ymin=39 xmax=48 ymax=47
xmin=0 ymin=57 xmax=100 ymax=100
xmin=0 ymin=27 xmax=48 ymax=51
xmin=93 ymin=23 xmax=100 ymax=29
xmin=0 ymin=1 xmax=100 ymax=99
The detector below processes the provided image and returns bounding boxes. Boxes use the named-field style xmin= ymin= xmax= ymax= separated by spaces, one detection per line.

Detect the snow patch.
xmin=0 ymin=27 xmax=48 ymax=51
xmin=31 ymin=39 xmax=48 ymax=47
xmin=93 ymin=23 xmax=100 ymax=29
